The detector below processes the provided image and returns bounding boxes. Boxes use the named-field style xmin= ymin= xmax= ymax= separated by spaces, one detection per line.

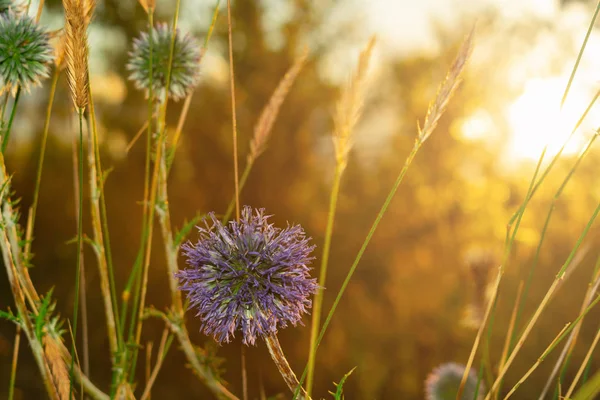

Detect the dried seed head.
xmin=62 ymin=0 xmax=91 ymax=110
xmin=127 ymin=23 xmax=201 ymax=102
xmin=418 ymin=27 xmax=474 ymax=143
xmin=333 ymin=37 xmax=375 ymax=171
xmin=248 ymin=48 xmax=308 ymax=163
xmin=0 ymin=11 xmax=53 ymax=95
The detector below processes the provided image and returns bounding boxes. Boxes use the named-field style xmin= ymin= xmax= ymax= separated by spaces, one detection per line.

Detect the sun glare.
xmin=506 ymin=77 xmax=595 ymax=162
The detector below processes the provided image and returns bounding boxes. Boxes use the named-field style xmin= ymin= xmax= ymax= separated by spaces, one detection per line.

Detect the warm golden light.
xmin=506 ymin=77 xmax=593 ymax=161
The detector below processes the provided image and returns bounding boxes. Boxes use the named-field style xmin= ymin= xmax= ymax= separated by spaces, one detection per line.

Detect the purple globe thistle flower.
xmin=177 ymin=206 xmax=318 ymax=346
xmin=425 ymin=362 xmax=485 ymax=400
xmin=126 ymin=23 xmax=200 ymax=102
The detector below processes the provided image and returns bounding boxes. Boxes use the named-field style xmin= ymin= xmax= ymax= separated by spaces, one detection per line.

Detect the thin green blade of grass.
xmin=296 ymin=29 xmax=474 ymax=399
xmin=306 ymin=38 xmax=374 ymax=398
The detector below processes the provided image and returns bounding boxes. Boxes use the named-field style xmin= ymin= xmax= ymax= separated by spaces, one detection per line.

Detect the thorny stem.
xmin=145 ymin=308 xmax=239 ymax=399
xmin=265 ymin=334 xmax=309 ymax=399
xmin=0 ymin=150 xmax=107 ymax=400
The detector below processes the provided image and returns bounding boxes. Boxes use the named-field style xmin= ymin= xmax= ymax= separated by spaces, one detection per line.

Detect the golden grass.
xmin=418 ymin=27 xmax=474 ymax=143
xmin=333 ymin=37 xmax=375 ymax=171
xmin=248 ymin=48 xmax=309 ymax=163
xmin=62 ymin=0 xmax=92 ymax=110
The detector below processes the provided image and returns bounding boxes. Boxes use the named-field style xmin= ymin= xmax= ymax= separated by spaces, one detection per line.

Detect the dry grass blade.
xmin=248 ymin=48 xmax=309 ymax=163
xmin=43 ymin=335 xmax=74 ymax=400
xmin=62 ymin=0 xmax=91 ymax=110
xmin=418 ymin=27 xmax=474 ymax=143
xmin=333 ymin=37 xmax=375 ymax=171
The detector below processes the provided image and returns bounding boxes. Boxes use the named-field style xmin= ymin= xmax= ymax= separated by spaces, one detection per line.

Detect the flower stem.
xmin=265 ymin=334 xmax=309 ymax=399
xmin=1 ymin=87 xmax=21 ymax=153
xmin=306 ymin=164 xmax=343 ymax=396
xmin=227 ymin=0 xmax=240 ymax=221
xmin=24 ymin=69 xmax=60 ymax=261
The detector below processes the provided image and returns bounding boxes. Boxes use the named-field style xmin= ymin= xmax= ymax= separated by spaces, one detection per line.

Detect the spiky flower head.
xmin=177 ymin=206 xmax=318 ymax=346
xmin=0 ymin=11 xmax=53 ymax=95
xmin=425 ymin=363 xmax=485 ymax=400
xmin=127 ymin=23 xmax=200 ymax=102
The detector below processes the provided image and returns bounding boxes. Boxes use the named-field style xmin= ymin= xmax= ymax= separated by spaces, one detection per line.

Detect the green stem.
xmin=69 ymin=108 xmax=85 ymax=398
xmin=295 ymin=139 xmax=423 ymax=398
xmin=222 ymin=160 xmax=252 ymax=223
xmin=131 ymin=0 xmax=181 ymax=364
xmin=2 ymin=87 xmax=22 ymax=153
xmin=24 ymin=70 xmax=60 ymax=260
xmin=305 ymin=164 xmax=343 ymax=397
xmin=561 ymin=0 xmax=600 ymax=108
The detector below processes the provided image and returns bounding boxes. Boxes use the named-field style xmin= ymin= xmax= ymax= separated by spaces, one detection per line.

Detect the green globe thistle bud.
xmin=127 ymin=23 xmax=200 ymax=102
xmin=425 ymin=363 xmax=485 ymax=400
xmin=0 ymin=11 xmax=53 ymax=95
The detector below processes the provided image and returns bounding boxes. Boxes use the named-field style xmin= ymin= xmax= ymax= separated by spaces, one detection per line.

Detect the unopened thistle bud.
xmin=0 ymin=11 xmax=53 ymax=95
xmin=425 ymin=363 xmax=485 ymax=400
xmin=127 ymin=23 xmax=200 ymax=102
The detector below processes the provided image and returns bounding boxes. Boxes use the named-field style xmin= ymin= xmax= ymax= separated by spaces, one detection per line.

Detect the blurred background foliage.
xmin=2 ymin=0 xmax=600 ymax=398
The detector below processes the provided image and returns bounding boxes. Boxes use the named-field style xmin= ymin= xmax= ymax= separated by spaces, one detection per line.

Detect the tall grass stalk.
xmin=140 ymin=328 xmax=173 ymax=400
xmin=461 ymin=16 xmax=600 ymax=395
xmin=502 ymin=287 xmax=600 ymax=399
xmin=294 ymin=28 xmax=473 ymax=399
xmin=492 ymin=282 xmax=523 ymax=400
xmin=132 ymin=0 xmax=181 ymax=378
xmin=168 ymin=0 xmax=221 ymax=168
xmin=226 ymin=0 xmax=240 ymax=221
xmin=69 ymin=109 xmax=85 ymax=399
xmin=72 ymin=138 xmax=90 ymax=379
xmin=23 ymin=70 xmax=60 ymax=261
xmin=305 ymin=38 xmax=374 ymax=397
xmin=7 ymin=325 xmax=21 ymax=400
xmin=482 ymin=200 xmax=600 ymax=399
xmin=120 ymin=8 xmax=154 ymax=346
xmin=561 ymin=0 xmax=600 ymax=108
xmin=87 ymin=78 xmax=121 ymax=358
xmin=221 ymin=49 xmax=308 ymax=223
xmin=539 ymin=258 xmax=600 ymax=399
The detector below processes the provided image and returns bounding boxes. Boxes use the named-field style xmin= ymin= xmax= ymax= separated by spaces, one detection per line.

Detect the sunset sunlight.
xmin=505 ymin=77 xmax=598 ymax=161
